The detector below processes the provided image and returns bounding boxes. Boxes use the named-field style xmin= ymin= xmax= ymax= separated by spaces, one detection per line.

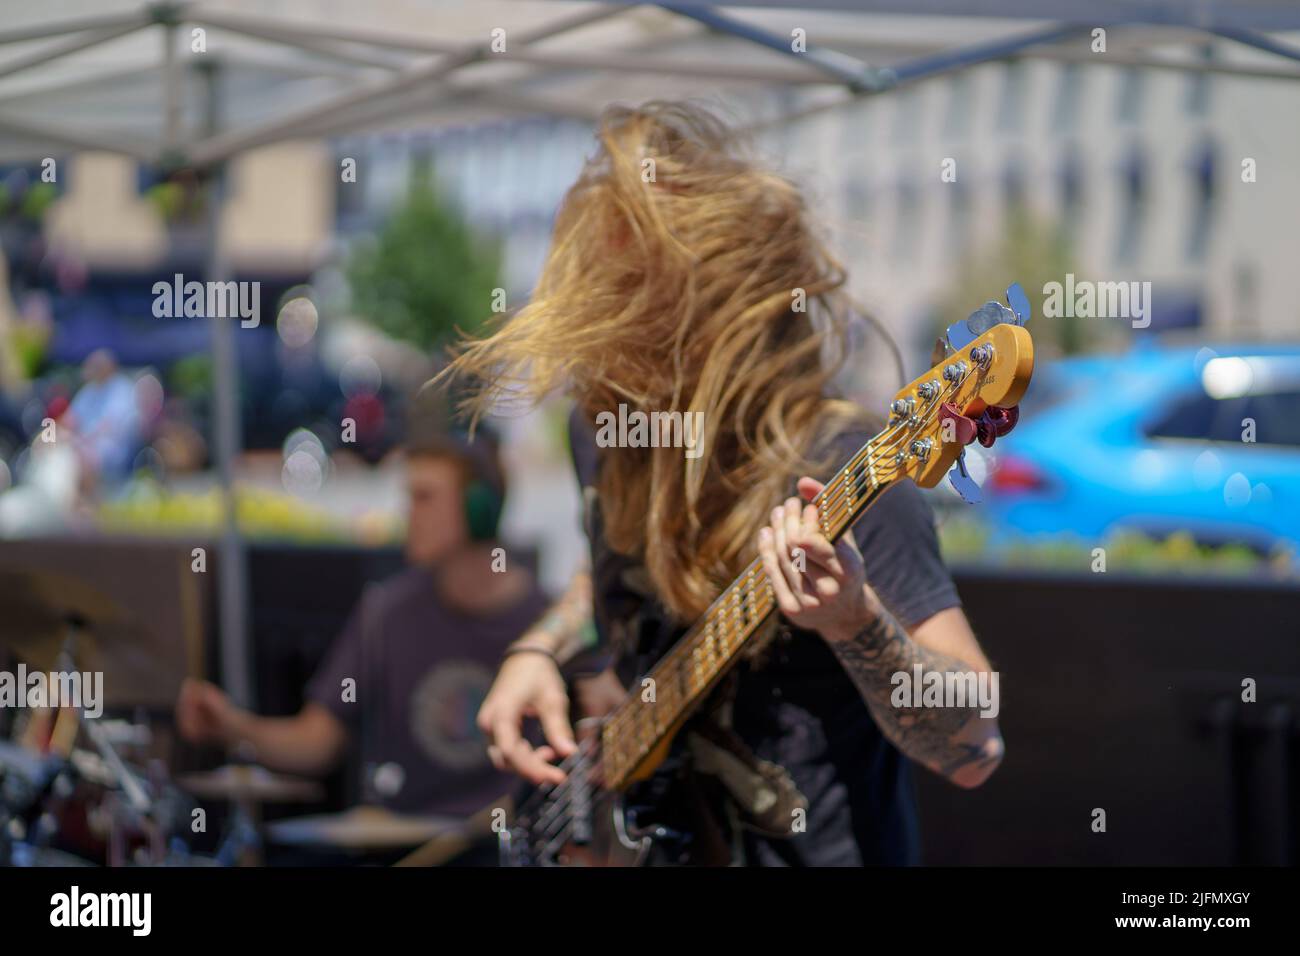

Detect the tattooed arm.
xmin=507 ymin=569 xmax=596 ymax=666
xmin=822 ymin=606 xmax=1004 ymax=788
xmin=757 ymin=479 xmax=1004 ymax=789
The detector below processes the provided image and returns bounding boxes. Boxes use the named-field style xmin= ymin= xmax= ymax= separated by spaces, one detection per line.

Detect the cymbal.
xmin=0 ymin=567 xmax=129 ymax=666
xmin=0 ymin=541 xmax=206 ymax=709
xmin=395 ymin=795 xmax=508 ymax=867
xmin=177 ymin=765 xmax=324 ymax=803
xmin=264 ymin=806 xmax=466 ymax=850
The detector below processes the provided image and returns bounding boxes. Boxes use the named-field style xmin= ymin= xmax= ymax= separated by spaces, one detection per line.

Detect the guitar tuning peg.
xmin=929 ymin=335 xmax=951 ymax=368
xmin=938 ymin=401 xmax=979 ymax=446
xmin=945 ymin=300 xmax=1015 ymax=352
xmin=947 ymin=449 xmax=982 ymax=504
xmin=975 ymin=404 xmax=1020 ymax=447
xmin=1006 ymin=282 xmax=1031 ymax=327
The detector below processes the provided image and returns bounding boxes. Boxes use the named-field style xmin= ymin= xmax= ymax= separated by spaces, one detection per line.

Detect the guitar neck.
xmin=600 ymin=430 xmax=897 ymax=791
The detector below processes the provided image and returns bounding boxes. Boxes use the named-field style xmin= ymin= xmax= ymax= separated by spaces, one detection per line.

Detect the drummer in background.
xmin=175 ymin=430 xmax=549 ymax=820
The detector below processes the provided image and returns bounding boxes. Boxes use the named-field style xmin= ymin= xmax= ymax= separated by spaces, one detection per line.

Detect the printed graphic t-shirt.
xmin=307 ymin=566 xmax=548 ymax=816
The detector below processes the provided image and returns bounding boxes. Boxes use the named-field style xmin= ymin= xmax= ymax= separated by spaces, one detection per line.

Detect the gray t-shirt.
xmin=307 ymin=566 xmax=548 ymax=816
xmin=569 ymin=411 xmax=961 ymax=865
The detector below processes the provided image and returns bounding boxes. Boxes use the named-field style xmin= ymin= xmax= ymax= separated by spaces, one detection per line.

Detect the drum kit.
xmin=1 ymin=735 xmax=471 ymax=866
xmin=0 ymin=574 xmax=484 ymax=868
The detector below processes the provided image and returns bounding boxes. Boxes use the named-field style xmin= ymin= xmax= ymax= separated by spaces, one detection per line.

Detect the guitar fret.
xmin=603 ymin=435 xmax=890 ymax=789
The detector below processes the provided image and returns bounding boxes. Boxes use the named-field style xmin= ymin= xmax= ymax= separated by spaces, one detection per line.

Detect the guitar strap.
xmin=582 ymin=481 xmax=808 ymax=858
xmin=609 ymin=585 xmax=809 ymax=856
xmin=685 ymin=664 xmax=808 ymax=843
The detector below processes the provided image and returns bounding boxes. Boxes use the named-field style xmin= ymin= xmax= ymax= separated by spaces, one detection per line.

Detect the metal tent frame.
xmin=5 ymin=2 xmax=1300 ymax=166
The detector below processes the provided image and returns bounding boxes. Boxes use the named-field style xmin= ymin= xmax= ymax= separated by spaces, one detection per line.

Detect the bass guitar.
xmin=501 ymin=284 xmax=1037 ymax=866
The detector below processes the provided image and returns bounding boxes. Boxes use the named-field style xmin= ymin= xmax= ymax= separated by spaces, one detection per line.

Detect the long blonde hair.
xmin=446 ymin=101 xmax=866 ymax=621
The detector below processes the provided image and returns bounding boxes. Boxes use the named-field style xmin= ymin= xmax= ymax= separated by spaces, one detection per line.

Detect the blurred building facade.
xmin=29 ymin=33 xmax=1300 ymax=366
xmin=329 ymin=40 xmax=1298 ymax=388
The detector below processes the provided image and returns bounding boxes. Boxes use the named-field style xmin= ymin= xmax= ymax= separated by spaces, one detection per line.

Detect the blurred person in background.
xmin=175 ymin=430 xmax=548 ymax=821
xmin=0 ymin=420 xmax=81 ymax=536
xmin=65 ymin=348 xmax=140 ymax=490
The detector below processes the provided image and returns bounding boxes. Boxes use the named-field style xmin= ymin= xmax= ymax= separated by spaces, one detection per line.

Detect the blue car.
xmin=976 ymin=342 xmax=1300 ymax=553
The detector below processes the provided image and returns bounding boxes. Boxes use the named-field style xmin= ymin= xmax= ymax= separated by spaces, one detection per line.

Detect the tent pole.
xmin=199 ymin=59 xmax=254 ymax=710
xmin=163 ymin=22 xmax=182 ymax=153
xmin=195 ymin=17 xmax=408 ymax=72
xmin=0 ymin=20 xmax=146 ymax=82
xmin=1210 ymin=26 xmax=1300 ymax=65
xmin=0 ymin=10 xmax=144 ymax=45
xmin=0 ymin=113 xmax=152 ymax=159
xmin=659 ymin=1 xmax=893 ymax=90
xmin=184 ymin=4 xmax=627 ymax=167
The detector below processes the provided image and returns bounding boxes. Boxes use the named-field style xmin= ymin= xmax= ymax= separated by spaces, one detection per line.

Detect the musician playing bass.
xmin=457 ymin=102 xmax=1004 ymax=866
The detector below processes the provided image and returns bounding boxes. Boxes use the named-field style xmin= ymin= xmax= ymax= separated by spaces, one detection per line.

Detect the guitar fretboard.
xmin=599 ymin=431 xmax=896 ymax=790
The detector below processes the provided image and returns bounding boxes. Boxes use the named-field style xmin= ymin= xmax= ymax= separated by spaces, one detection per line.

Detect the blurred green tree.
xmin=933 ymin=208 xmax=1115 ymax=357
xmin=346 ymin=167 xmax=503 ymax=358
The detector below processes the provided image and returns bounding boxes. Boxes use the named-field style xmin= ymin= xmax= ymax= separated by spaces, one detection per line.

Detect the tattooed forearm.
xmin=512 ymin=571 xmax=596 ymax=665
xmin=826 ymin=614 xmax=1003 ymax=784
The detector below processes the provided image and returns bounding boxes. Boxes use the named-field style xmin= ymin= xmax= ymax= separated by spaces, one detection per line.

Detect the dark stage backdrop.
xmin=918 ymin=568 xmax=1300 ymax=867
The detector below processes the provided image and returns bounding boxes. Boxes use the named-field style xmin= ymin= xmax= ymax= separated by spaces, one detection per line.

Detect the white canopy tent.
xmin=2 ymin=0 xmax=1297 ymax=704
xmin=4 ymin=1 xmax=1300 ymax=166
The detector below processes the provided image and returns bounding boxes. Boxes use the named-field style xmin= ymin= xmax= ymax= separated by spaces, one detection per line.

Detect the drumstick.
xmin=393 ymin=794 xmax=512 ymax=867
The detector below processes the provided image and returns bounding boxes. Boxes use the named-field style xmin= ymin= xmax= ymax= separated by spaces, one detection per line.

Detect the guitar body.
xmin=499 ymin=720 xmax=663 ymax=866
xmin=500 ymin=788 xmax=652 ymax=867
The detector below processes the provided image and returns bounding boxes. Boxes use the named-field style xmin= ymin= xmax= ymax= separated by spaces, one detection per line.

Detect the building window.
xmin=892 ymin=174 xmax=920 ymax=262
xmin=948 ymin=178 xmax=971 ymax=255
xmin=997 ymin=61 xmax=1027 ymax=133
xmin=1115 ymin=144 xmax=1147 ymax=264
xmin=845 ymin=180 xmax=870 ymax=226
xmin=1058 ymin=147 xmax=1084 ymax=241
xmin=892 ymin=87 xmax=922 ymax=144
xmin=1186 ymin=44 xmax=1214 ymax=116
xmin=1187 ymin=138 xmax=1217 ymax=262
xmin=944 ymin=73 xmax=973 ymax=139
xmin=1116 ymin=66 xmax=1145 ymax=124
xmin=839 ymin=100 xmax=872 ymax=162
xmin=761 ymin=88 xmax=801 ymax=163
xmin=1050 ymin=63 xmax=1084 ymax=132
xmin=332 ymin=140 xmax=368 ymax=229
xmin=1002 ymin=157 xmax=1026 ymax=212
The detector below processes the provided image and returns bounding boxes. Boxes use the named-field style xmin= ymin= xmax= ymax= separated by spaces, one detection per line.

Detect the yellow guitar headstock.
xmin=885 ymin=321 xmax=1035 ymax=489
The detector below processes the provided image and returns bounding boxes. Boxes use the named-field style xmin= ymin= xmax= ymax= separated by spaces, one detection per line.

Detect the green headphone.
xmin=450 ymin=430 xmax=505 ymax=543
xmin=463 ymin=475 xmax=504 ymax=542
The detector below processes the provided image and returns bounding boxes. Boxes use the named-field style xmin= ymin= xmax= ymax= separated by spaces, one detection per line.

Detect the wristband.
xmin=501 ymin=644 xmax=558 ymax=665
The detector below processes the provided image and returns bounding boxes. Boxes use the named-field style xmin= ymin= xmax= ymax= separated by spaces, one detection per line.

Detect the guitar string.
xmin=585 ymin=387 xmax=970 ymax=814
xmin=593 ymin=445 xmax=901 ymax=772
xmin=534 ymin=367 xmax=973 ymax=837
xmin=598 ymin=365 xmax=976 ymax=758
xmin=595 ymin=366 xmax=977 ymax=785
xmin=517 ymin=366 xmax=982 ymax=847
xmin=515 ymin=744 xmax=595 ymax=850
xmin=523 ymin=384 xmax=967 ymax=853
